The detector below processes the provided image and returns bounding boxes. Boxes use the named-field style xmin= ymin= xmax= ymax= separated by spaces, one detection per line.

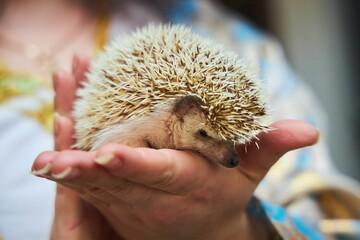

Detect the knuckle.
xmin=87 ymin=186 xmax=106 ymax=195
xmin=54 ymin=150 xmax=74 ymax=162
xmin=238 ymin=166 xmax=263 ymax=186
xmin=108 ymin=180 xmax=135 ymax=196
xmin=35 ymin=151 xmax=57 ymax=163
xmin=74 ymin=187 xmax=88 ymax=194
xmin=78 ymin=190 xmax=109 ymax=207
xmin=37 ymin=150 xmax=54 ymax=159
xmin=152 ymin=167 xmax=176 ymax=189
xmin=150 ymin=151 xmax=180 ymax=189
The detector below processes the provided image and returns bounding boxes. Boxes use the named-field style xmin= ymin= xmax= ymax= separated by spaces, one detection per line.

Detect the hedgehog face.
xmin=90 ymin=95 xmax=240 ymax=168
xmin=172 ymin=96 xmax=239 ymax=168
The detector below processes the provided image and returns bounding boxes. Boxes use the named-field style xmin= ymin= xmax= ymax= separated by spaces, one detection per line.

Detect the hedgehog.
xmin=73 ymin=24 xmax=269 ymax=168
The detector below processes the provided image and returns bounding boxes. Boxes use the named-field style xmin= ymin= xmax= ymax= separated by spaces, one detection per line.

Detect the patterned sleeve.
xmin=246 ymin=197 xmax=324 ymax=239
xmin=161 ymin=1 xmax=360 ymax=239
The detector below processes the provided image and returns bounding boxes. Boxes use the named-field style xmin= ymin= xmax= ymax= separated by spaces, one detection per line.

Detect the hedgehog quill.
xmin=74 ymin=24 xmax=269 ymax=168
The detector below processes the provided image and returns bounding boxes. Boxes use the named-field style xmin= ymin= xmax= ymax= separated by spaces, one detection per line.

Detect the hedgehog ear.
xmin=173 ymin=95 xmax=205 ymax=121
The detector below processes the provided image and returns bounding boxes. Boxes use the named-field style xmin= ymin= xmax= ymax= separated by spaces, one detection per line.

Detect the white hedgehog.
xmin=74 ymin=24 xmax=269 ymax=168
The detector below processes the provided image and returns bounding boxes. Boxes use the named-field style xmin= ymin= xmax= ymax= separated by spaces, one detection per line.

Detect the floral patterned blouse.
xmin=0 ymin=1 xmax=359 ymax=239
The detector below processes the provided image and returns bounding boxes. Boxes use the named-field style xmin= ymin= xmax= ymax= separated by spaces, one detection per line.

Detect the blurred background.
xmin=222 ymin=0 xmax=360 ymax=180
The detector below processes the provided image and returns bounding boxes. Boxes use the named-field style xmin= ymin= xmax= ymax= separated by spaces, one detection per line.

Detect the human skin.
xmin=31 ymin=55 xmax=320 ymax=240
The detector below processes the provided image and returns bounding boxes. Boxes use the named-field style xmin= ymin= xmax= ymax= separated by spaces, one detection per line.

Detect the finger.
xmin=236 ymin=119 xmax=319 ymax=184
xmin=32 ymin=150 xmax=94 ymax=181
xmin=49 ymin=150 xmax=119 ymax=192
xmin=53 ymin=55 xmax=90 ymax=149
xmin=72 ymin=54 xmax=90 ymax=86
xmin=57 ymin=181 xmax=121 ymax=208
xmin=32 ymin=150 xmax=122 ymax=204
xmin=33 ymin=149 xmax=172 ymax=206
xmin=51 ymin=56 xmax=102 ymax=240
xmin=31 ymin=151 xmax=58 ymax=175
xmin=94 ymin=144 xmax=218 ymax=194
xmin=53 ymin=70 xmax=77 ymax=119
xmin=54 ymin=114 xmax=76 ymax=151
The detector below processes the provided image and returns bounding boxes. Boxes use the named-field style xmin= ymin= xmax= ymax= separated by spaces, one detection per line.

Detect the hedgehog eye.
xmin=198 ymin=129 xmax=209 ymax=138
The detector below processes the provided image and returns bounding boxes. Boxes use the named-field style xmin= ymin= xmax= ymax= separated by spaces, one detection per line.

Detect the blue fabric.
xmin=165 ymin=0 xmax=197 ymax=24
xmin=292 ymin=216 xmax=324 ymax=240
xmin=232 ymin=20 xmax=264 ymax=42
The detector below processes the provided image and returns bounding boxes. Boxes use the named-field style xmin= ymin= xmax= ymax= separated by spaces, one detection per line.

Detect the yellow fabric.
xmin=0 ymin=16 xmax=109 ymax=132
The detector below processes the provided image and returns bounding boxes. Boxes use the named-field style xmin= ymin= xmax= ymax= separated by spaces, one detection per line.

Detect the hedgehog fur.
xmin=73 ymin=24 xmax=269 ymax=168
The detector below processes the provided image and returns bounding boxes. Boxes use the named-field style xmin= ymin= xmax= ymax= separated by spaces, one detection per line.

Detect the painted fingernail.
xmin=31 ymin=162 xmax=51 ymax=176
xmin=95 ymin=153 xmax=122 ymax=169
xmin=52 ymin=167 xmax=80 ymax=179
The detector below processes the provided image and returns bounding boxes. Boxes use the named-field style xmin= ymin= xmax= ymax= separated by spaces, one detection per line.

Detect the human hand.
xmin=42 ymin=55 xmax=118 ymax=240
xmin=32 ymin=55 xmax=319 ymax=240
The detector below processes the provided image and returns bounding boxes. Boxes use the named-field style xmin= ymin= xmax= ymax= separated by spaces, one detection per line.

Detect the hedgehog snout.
xmin=226 ymin=154 xmax=240 ymax=168
xmin=208 ymin=140 xmax=240 ymax=168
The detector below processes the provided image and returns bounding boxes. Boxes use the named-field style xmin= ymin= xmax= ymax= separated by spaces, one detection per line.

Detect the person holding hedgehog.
xmin=1 ymin=0 xmax=359 ymax=239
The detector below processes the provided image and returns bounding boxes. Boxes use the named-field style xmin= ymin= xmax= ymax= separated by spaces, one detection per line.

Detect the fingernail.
xmin=31 ymin=162 xmax=51 ymax=176
xmin=95 ymin=153 xmax=122 ymax=169
xmin=52 ymin=167 xmax=80 ymax=179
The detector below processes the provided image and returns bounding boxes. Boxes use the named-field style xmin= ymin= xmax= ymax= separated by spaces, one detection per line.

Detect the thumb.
xmin=236 ymin=119 xmax=319 ymax=184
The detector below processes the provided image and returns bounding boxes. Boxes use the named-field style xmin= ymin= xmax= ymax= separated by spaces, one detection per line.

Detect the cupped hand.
xmin=32 ymin=55 xmax=319 ymax=240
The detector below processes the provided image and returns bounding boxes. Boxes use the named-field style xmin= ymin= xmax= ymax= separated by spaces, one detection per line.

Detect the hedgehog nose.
xmin=227 ymin=155 xmax=239 ymax=168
